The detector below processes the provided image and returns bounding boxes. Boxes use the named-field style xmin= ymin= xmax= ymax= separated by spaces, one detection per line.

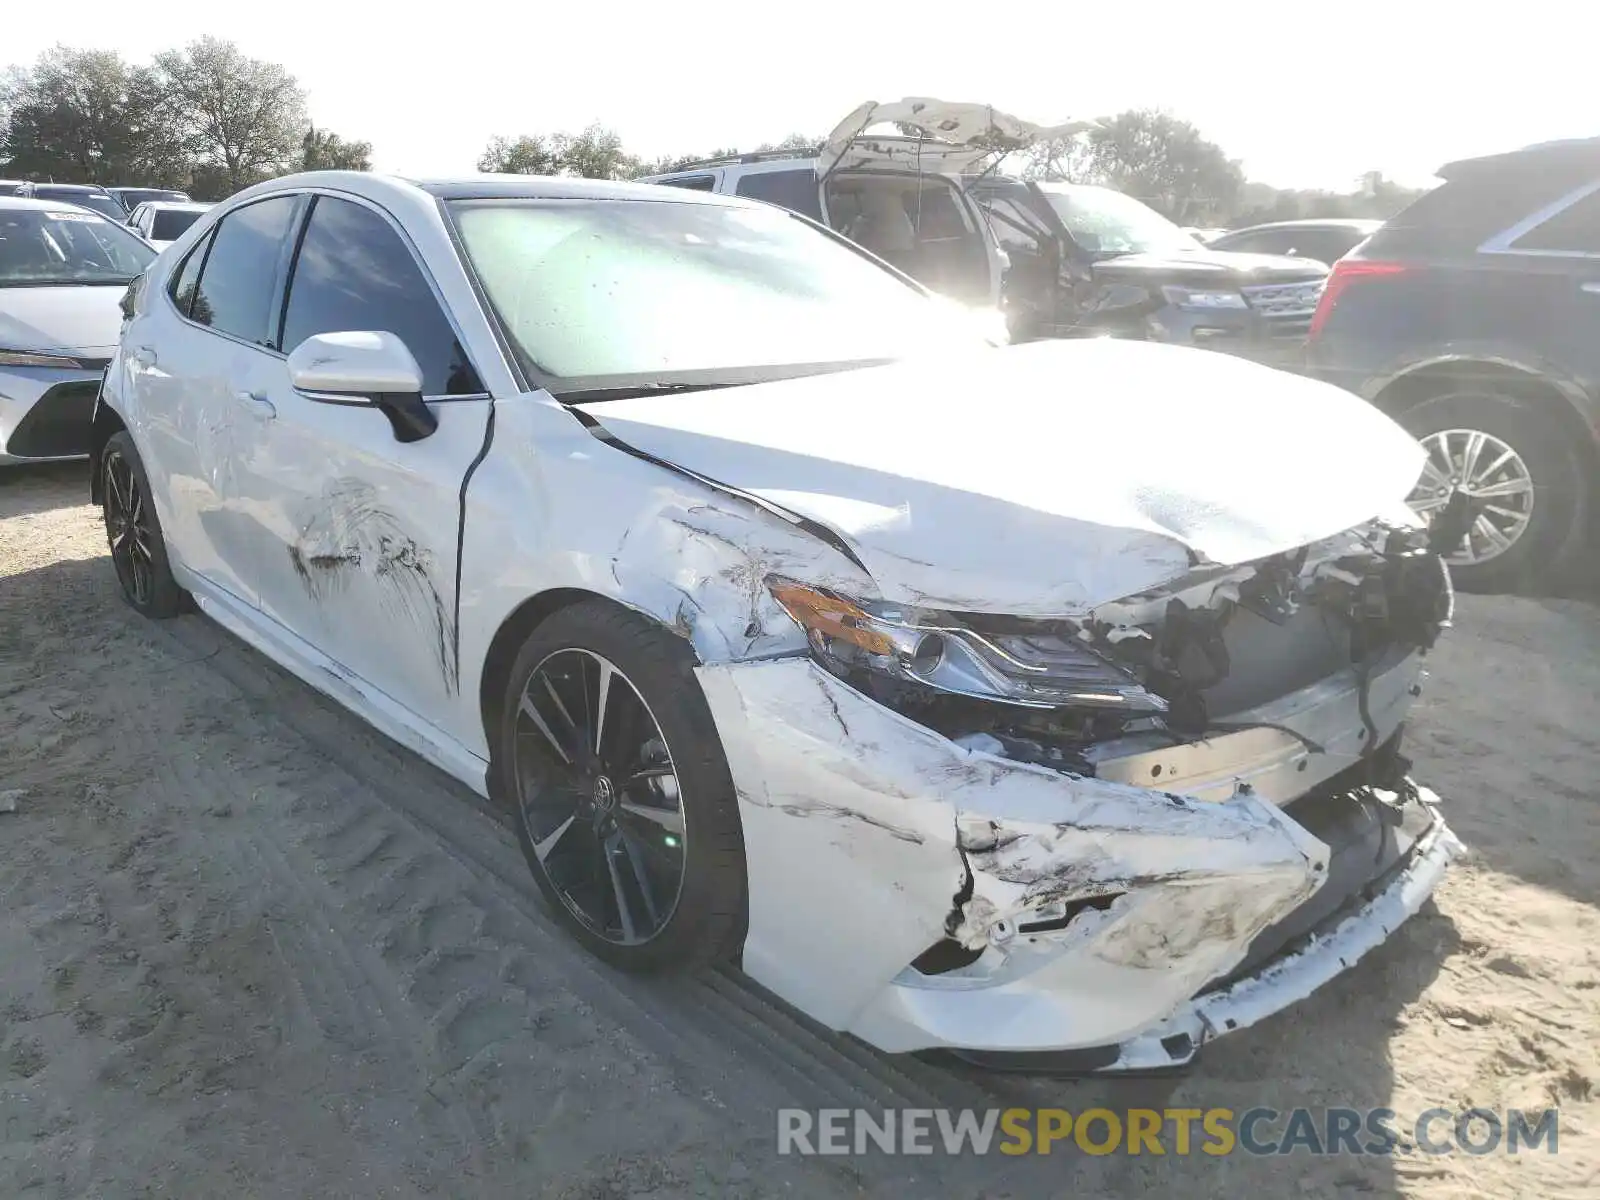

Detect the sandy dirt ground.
xmin=1 ymin=462 xmax=1595 ymax=1199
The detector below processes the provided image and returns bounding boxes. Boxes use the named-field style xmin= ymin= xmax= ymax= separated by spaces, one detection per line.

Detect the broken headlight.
xmin=768 ymin=578 xmax=1166 ymax=712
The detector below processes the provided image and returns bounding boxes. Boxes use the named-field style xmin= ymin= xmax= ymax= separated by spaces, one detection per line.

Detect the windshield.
xmin=33 ymin=189 xmax=127 ymax=222
xmin=1035 ymin=183 xmax=1201 ymax=257
xmin=151 ymin=208 xmax=204 ymax=241
xmin=0 ymin=208 xmax=156 ymax=286
xmin=446 ymin=197 xmax=992 ymax=393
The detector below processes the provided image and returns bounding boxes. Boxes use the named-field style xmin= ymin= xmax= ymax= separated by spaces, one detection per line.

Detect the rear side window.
xmin=1510 ymin=186 xmax=1600 ymax=255
xmin=168 ymin=229 xmax=213 ymax=317
xmin=657 ymin=175 xmax=716 ymax=192
xmin=189 ymin=196 xmax=299 ymax=346
xmin=1373 ymin=170 xmax=1593 ymax=254
xmin=734 ymin=169 xmax=823 ymax=220
xmin=151 ymin=209 xmax=204 ymax=241
xmin=281 ymin=195 xmax=482 ymax=395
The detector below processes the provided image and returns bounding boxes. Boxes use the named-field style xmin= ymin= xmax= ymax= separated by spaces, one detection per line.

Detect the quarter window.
xmin=281 ymin=195 xmax=482 ymax=395
xmin=188 ymin=196 xmax=299 ymax=346
xmin=168 ymin=229 xmax=213 ymax=318
xmin=1511 ymin=186 xmax=1600 ymax=255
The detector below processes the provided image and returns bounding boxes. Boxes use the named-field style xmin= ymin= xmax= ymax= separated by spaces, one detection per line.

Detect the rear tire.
xmin=491 ymin=600 xmax=747 ymax=973
xmin=100 ymin=431 xmax=189 ymax=618
xmin=1396 ymin=389 xmax=1584 ymax=593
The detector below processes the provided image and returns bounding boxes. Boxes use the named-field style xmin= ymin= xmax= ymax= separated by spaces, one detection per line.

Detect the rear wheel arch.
xmin=1373 ymin=360 xmax=1599 ymax=471
xmin=87 ymin=402 xmax=128 ymax=505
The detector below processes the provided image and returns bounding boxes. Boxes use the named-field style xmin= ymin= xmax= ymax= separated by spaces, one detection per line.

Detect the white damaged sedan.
xmin=96 ymin=172 xmax=1461 ymax=1072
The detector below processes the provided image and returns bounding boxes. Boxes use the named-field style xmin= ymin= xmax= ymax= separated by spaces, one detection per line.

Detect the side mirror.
xmin=286 ymin=330 xmax=438 ymax=443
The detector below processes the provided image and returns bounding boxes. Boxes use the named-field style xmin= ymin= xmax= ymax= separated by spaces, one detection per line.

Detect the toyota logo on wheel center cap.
xmin=592 ymin=776 xmax=617 ymax=811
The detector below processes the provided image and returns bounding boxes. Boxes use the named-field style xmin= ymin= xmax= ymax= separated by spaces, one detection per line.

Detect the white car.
xmin=126 ymin=200 xmax=213 ymax=250
xmin=95 ymin=170 xmax=1461 ymax=1070
xmin=1 ymin=198 xmax=156 ymax=463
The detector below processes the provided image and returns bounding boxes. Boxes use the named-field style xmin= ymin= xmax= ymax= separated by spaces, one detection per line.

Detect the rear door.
xmin=226 ymin=191 xmax=493 ymax=718
xmin=122 ymin=194 xmax=303 ymax=605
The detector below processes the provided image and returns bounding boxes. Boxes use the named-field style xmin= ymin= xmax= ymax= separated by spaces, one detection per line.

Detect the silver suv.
xmin=640 ymin=98 xmax=1088 ymax=316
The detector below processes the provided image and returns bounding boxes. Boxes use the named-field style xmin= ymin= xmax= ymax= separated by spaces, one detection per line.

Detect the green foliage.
xmin=1 ymin=39 xmax=372 ymax=198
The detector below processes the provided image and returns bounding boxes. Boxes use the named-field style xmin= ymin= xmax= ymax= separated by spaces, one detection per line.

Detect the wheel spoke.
xmin=533 ymin=812 xmax=578 ymax=861
xmin=540 ymin=674 xmax=586 ymax=760
xmin=1472 ymin=513 xmax=1513 ymax=554
xmin=1469 ymin=446 xmax=1517 ymax=487
xmin=1468 ymin=476 xmax=1532 ymax=501
xmin=615 ymin=826 xmax=661 ymax=929
xmin=518 ymin=692 xmax=573 ymax=765
xmin=1456 ymin=430 xmax=1487 ymax=483
xmin=591 ymin=659 xmax=614 ymax=757
xmin=602 ymin=832 xmax=638 ymax=942
xmin=620 ymin=800 xmax=684 ymax=836
xmin=1417 ymin=459 xmax=1451 ymax=490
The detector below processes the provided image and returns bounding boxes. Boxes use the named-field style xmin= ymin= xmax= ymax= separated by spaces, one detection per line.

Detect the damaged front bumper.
xmin=697 ymin=655 xmax=1461 ymax=1067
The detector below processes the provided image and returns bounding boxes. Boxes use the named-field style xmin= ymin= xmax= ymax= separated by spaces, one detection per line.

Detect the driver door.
xmin=223 ymin=191 xmax=494 ymax=724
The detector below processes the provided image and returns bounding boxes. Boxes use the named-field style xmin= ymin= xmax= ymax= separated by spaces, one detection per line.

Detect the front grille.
xmin=6 ymin=380 xmax=98 ymax=458
xmin=1241 ymin=279 xmax=1323 ymax=338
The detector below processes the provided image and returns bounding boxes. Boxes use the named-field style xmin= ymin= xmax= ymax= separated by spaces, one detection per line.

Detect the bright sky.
xmin=10 ymin=1 xmax=1595 ymax=191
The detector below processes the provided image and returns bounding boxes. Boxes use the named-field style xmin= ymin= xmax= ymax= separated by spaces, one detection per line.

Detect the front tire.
xmin=100 ymin=431 xmax=189 ymax=618
xmin=1397 ymin=389 xmax=1584 ymax=593
xmin=492 ymin=600 xmax=747 ymax=972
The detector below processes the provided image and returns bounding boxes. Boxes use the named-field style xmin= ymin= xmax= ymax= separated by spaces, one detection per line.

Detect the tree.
xmin=0 ymin=47 xmax=187 ymax=184
xmin=477 ymin=133 xmax=560 ymax=175
xmin=155 ymin=37 xmax=307 ymax=193
xmin=1025 ymin=109 xmax=1243 ymax=223
xmin=551 ymin=123 xmax=637 ymax=180
xmin=300 ymin=124 xmax=372 ymax=172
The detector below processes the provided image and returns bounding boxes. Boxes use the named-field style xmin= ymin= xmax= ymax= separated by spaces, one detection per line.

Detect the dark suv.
xmin=967 ymin=177 xmax=1328 ymax=368
xmin=1306 ymin=138 xmax=1600 ymax=592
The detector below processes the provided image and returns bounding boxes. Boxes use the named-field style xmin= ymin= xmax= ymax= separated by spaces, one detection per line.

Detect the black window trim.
xmin=1480 ymin=177 xmax=1600 ymax=260
xmin=275 ymin=186 xmax=491 ymax=402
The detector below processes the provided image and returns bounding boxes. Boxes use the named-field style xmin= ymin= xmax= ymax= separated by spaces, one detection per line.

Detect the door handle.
xmin=132 ymin=346 xmax=157 ymax=368
xmin=235 ymin=390 xmax=277 ymax=420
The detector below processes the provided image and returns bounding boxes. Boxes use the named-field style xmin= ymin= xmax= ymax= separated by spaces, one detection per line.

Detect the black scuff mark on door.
xmin=288 ymin=477 xmax=460 ymax=693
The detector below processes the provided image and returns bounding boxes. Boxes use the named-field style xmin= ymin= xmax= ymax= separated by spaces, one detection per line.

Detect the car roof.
xmin=1438 ymin=136 xmax=1600 ymax=180
xmin=26 ymin=182 xmax=111 ymax=194
xmin=0 ymin=196 xmax=113 ymax=214
xmin=224 ymin=170 xmax=757 ymax=211
xmin=142 ymin=200 xmax=211 ymax=212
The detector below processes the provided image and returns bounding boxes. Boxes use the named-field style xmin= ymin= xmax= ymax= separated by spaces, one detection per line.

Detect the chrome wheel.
xmin=103 ymin=448 xmax=154 ymax=605
xmin=1408 ymin=428 xmax=1535 ymax=566
xmin=511 ymin=648 xmax=687 ymax=946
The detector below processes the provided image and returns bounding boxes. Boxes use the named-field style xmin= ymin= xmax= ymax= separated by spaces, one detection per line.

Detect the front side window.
xmin=734 ymin=169 xmax=823 ymax=220
xmin=1036 ymin=183 xmax=1201 ymax=258
xmin=281 ymin=196 xmax=481 ymax=395
xmin=980 ymin=197 xmax=1049 ymax=254
xmin=0 ymin=208 xmax=155 ymax=286
xmin=1510 ymin=186 xmax=1600 ymax=255
xmin=447 ymin=196 xmax=991 ymax=392
xmin=189 ymin=196 xmax=299 ymax=346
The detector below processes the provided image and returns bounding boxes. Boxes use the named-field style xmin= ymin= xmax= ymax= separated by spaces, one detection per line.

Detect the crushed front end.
xmin=696 ymin=516 xmax=1462 ymax=1067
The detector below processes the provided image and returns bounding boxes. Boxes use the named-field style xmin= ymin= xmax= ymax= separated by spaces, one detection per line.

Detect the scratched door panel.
xmin=237 ymin=395 xmax=491 ymax=727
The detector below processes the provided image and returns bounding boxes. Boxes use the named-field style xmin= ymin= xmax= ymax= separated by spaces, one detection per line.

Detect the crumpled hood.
xmin=583 ymin=338 xmax=1426 ymax=616
xmin=0 ymin=285 xmax=124 ymax=357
